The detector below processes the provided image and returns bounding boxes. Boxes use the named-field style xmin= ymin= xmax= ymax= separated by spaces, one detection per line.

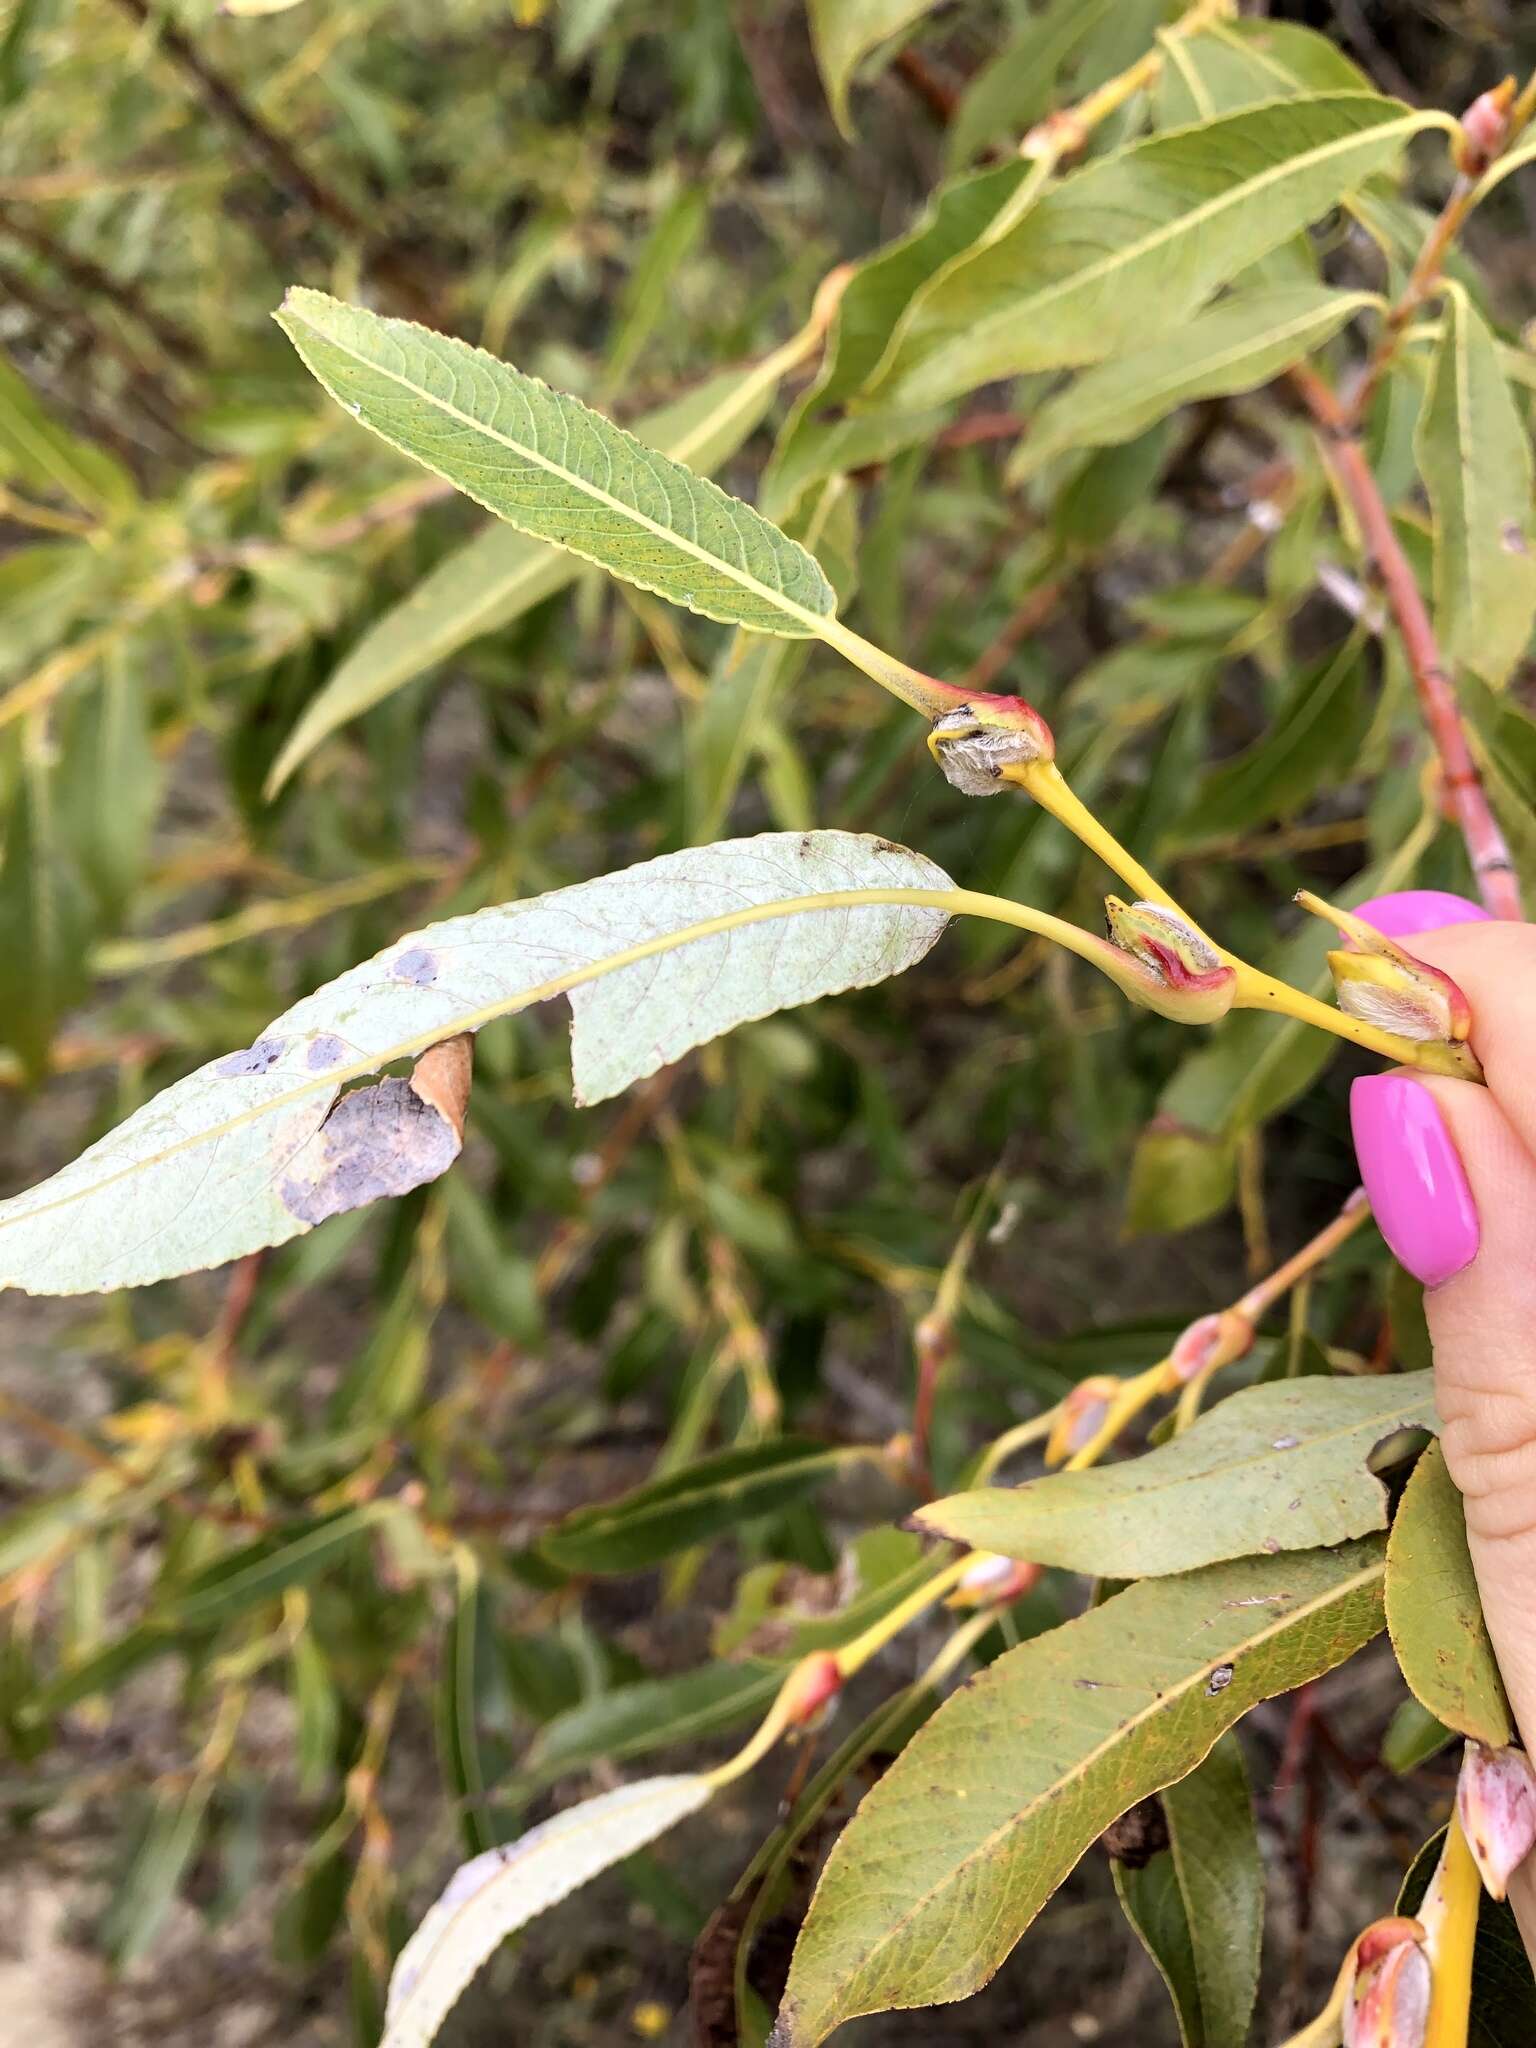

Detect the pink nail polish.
xmin=1351 ymin=889 xmax=1494 ymax=942
xmin=1351 ymin=1075 xmax=1480 ymax=1289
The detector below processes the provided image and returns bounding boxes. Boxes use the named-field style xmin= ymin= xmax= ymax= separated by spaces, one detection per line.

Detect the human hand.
xmin=1348 ymin=889 xmax=1536 ymax=1939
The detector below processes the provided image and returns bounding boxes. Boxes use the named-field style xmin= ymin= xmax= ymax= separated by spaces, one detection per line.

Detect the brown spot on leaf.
xmin=216 ymin=1037 xmax=286 ymax=1077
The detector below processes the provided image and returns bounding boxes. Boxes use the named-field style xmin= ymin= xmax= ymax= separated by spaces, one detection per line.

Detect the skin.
xmin=1379 ymin=921 xmax=1536 ymax=1949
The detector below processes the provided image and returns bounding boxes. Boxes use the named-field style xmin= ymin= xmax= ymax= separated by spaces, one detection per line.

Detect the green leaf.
xmin=30 ymin=1622 xmax=181 ymax=1720
xmin=1124 ymin=1122 xmax=1238 ymax=1236
xmin=945 ymin=0 xmax=1121 ymax=171
xmin=1381 ymin=1696 xmax=1455 ymax=1775
xmin=0 ymin=729 xmax=94 ymax=1084
xmin=1385 ymin=1438 xmax=1512 ymax=1749
xmin=540 ymin=1440 xmax=853 ymax=1575
xmin=0 ymin=830 xmax=952 ymax=1292
xmin=1416 ymin=283 xmax=1536 ymax=690
xmin=1008 ymin=286 xmax=1377 ymax=483
xmin=807 ymin=0 xmax=941 ymax=135
xmin=267 ymin=342 xmax=805 ymax=793
xmin=1115 ymin=1738 xmax=1261 ymax=2048
xmin=0 ymin=346 xmax=136 ymax=517
xmin=1162 ymin=1736 xmax=1263 ymax=2046
xmin=1170 ymin=641 xmax=1370 ymax=843
xmin=163 ymin=1505 xmax=389 ymax=1629
xmin=521 ymin=1661 xmax=782 ymax=1782
xmin=912 ymin=1372 xmax=1437 ymax=1577
xmin=437 ymin=1553 xmax=498 ymax=1856
xmin=99 ymin=1783 xmax=211 ymax=1967
xmin=276 ymin=289 xmax=834 ymax=639
xmin=58 ymin=646 xmax=160 ymax=924
xmin=771 ymin=1540 xmax=1386 ymax=2046
xmin=1155 ymin=18 xmax=1369 ymax=126
xmin=382 ymin=1774 xmax=713 ymax=2048
xmin=866 ymin=95 xmax=1434 ymax=409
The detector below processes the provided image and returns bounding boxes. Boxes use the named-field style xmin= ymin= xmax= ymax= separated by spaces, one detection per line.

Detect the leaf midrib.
xmin=0 ymin=887 xmax=953 ymax=1242
xmin=797 ymin=1555 xmax=1383 ymax=2026
xmin=281 ymin=295 xmax=833 ymax=636
xmin=888 ymin=97 xmax=1427 ymax=387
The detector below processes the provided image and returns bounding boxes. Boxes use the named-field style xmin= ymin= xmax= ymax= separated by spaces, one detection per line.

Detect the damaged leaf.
xmin=911 ymin=1372 xmax=1437 ymax=1577
xmin=0 ymin=833 xmax=951 ymax=1293
xmin=771 ymin=1540 xmax=1386 ymax=2046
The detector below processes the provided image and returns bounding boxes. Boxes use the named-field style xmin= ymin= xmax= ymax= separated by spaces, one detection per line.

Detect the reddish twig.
xmin=891 ymin=47 xmax=960 ymax=125
xmin=1290 ymin=362 xmax=1523 ymax=919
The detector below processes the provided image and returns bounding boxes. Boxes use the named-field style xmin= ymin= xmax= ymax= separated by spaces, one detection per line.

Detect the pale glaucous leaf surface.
xmin=382 ymin=1775 xmax=714 ymax=2048
xmin=0 ymin=833 xmax=950 ymax=1292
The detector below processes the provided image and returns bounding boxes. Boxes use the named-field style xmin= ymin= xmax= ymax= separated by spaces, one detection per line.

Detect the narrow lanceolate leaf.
xmin=0 ymin=729 xmax=94 ymax=1084
xmin=867 ymin=95 xmax=1434 ymax=409
xmin=276 ymin=289 xmax=835 ymax=638
xmin=771 ymin=1541 xmax=1386 ymax=2046
xmin=807 ymin=0 xmax=941 ymax=135
xmin=540 ymin=1440 xmax=853 ymax=1575
xmin=1115 ymin=1736 xmax=1262 ymax=2048
xmin=382 ymin=1775 xmax=713 ymax=2048
xmin=1155 ymin=18 xmax=1369 ymax=126
xmin=162 ymin=1505 xmax=390 ymax=1629
xmin=1417 ymin=283 xmax=1536 ymax=690
xmin=912 ymin=1372 xmax=1436 ymax=1578
xmin=1385 ymin=1439 xmax=1512 ymax=1749
xmin=1007 ymin=286 xmax=1377 ymax=483
xmin=0 ymin=832 xmax=952 ymax=1293
xmin=267 ymin=339 xmax=813 ymax=794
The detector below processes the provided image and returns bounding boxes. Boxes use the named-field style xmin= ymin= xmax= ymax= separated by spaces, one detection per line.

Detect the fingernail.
xmin=1351 ymin=1075 xmax=1480 ymax=1289
xmin=1351 ymin=889 xmax=1494 ymax=942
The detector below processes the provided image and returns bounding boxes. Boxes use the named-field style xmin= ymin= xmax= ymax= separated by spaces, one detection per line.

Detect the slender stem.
xmin=1347 ymin=178 xmax=1479 ymax=426
xmin=972 ymin=1409 xmax=1060 ymax=1485
xmin=1023 ymin=0 xmax=1235 ymax=158
xmin=1232 ymin=958 xmax=1483 ymax=1079
xmin=832 ymin=1554 xmax=975 ymax=1678
xmin=1234 ymin=1193 xmax=1371 ymax=1328
xmin=1290 ymin=366 xmax=1522 ymax=921
xmin=1013 ymin=761 xmax=1180 ymax=907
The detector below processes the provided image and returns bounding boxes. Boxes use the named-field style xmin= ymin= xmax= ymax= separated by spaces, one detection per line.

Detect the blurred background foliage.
xmin=3 ymin=1 xmax=1536 ymax=2043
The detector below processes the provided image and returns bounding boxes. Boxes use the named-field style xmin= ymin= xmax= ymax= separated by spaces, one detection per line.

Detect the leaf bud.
xmin=927 ymin=696 xmax=1055 ymax=796
xmin=1298 ymin=889 xmax=1472 ymax=1045
xmin=1343 ymin=1918 xmax=1432 ymax=2048
xmin=1103 ymin=898 xmax=1238 ymax=1024
xmin=947 ymin=1552 xmax=1043 ymax=1608
xmin=778 ymin=1651 xmax=843 ymax=1729
xmin=1045 ymin=1375 xmax=1119 ymax=1466
xmin=1457 ymin=1740 xmax=1536 ymax=1901
xmin=1167 ymin=1308 xmax=1254 ymax=1385
xmin=1453 ymin=77 xmax=1515 ymax=177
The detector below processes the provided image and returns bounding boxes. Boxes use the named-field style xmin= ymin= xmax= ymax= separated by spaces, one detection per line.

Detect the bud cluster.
xmin=1297 ymin=889 xmax=1473 ymax=1049
xmin=1102 ymin=899 xmax=1239 ymax=1025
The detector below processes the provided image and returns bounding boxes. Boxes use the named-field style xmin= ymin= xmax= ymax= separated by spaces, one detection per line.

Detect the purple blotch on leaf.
xmin=216 ymin=1037 xmax=286 ymax=1077
xmin=306 ymin=1033 xmax=348 ymax=1070
xmin=280 ymin=1078 xmax=461 ymax=1226
xmin=392 ymin=947 xmax=438 ymax=985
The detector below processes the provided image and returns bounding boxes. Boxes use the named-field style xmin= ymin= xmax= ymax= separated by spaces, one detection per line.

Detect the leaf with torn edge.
xmin=1386 ymin=1438 xmax=1512 ymax=1749
xmin=0 ymin=832 xmax=951 ymax=1293
xmin=771 ymin=1540 xmax=1386 ymax=2046
xmin=910 ymin=1371 xmax=1436 ymax=1580
xmin=276 ymin=289 xmax=834 ymax=639
xmin=866 ymin=95 xmax=1436 ymax=410
xmin=382 ymin=1775 xmax=713 ymax=2048
xmin=267 ymin=334 xmax=817 ymax=794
